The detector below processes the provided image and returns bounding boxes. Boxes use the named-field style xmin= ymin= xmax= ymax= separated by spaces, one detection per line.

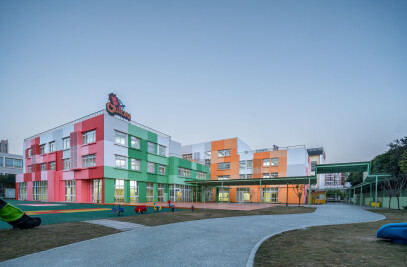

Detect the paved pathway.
xmin=84 ymin=219 xmax=150 ymax=231
xmin=1 ymin=204 xmax=384 ymax=267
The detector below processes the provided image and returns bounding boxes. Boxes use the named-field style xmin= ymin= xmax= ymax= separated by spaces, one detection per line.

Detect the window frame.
xmin=115 ymin=131 xmax=126 ymax=146
xmin=63 ymin=137 xmax=70 ymax=150
xmin=130 ymin=136 xmax=140 ymax=149
xmin=218 ymin=149 xmax=231 ymax=158
xmin=218 ymin=162 xmax=231 ymax=170
xmin=82 ymin=130 xmax=96 ymax=145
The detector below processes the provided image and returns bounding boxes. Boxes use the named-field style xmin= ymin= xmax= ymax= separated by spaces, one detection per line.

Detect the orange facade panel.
xmin=211 ymin=138 xmax=240 ymax=180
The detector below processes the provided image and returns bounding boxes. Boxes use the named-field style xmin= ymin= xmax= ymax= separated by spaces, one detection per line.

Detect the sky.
xmin=0 ymin=0 xmax=406 ymax=163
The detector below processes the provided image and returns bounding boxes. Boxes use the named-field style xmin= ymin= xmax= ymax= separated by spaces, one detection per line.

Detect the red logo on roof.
xmin=106 ymin=93 xmax=131 ymax=121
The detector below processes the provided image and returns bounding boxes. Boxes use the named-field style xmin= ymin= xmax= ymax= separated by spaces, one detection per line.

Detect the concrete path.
xmin=84 ymin=219 xmax=150 ymax=231
xmin=1 ymin=204 xmax=384 ymax=267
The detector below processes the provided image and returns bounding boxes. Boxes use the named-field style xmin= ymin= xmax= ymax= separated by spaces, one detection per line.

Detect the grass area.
xmin=254 ymin=209 xmax=407 ymax=267
xmin=0 ymin=206 xmax=314 ymax=262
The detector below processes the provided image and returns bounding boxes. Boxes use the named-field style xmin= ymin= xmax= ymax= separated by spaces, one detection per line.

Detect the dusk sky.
xmin=1 ymin=0 xmax=406 ymax=163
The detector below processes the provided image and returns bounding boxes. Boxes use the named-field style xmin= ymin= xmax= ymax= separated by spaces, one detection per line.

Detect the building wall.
xmin=0 ymin=152 xmax=23 ymax=176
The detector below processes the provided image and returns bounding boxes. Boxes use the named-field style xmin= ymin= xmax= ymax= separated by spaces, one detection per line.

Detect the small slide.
xmin=377 ymin=223 xmax=407 ymax=244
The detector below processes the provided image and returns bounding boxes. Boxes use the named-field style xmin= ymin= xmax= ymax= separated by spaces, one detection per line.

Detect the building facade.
xmin=182 ymin=138 xmax=311 ymax=204
xmin=0 ymin=140 xmax=8 ymax=153
xmin=16 ymin=110 xmax=210 ymax=203
xmin=0 ymin=152 xmax=23 ymax=177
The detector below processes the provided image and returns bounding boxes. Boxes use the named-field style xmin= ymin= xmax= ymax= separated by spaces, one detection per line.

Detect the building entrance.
xmin=236 ymin=188 xmax=250 ymax=202
xmin=92 ymin=180 xmax=102 ymax=203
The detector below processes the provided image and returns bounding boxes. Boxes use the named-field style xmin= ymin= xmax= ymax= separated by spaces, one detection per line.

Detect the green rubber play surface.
xmin=0 ymin=200 xmax=178 ymax=229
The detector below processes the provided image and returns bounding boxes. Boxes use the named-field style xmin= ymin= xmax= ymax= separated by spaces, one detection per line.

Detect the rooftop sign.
xmin=106 ymin=93 xmax=131 ymax=121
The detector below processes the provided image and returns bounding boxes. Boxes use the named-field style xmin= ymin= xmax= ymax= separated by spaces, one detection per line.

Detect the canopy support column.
xmin=369 ymin=183 xmax=372 ymax=207
xmin=260 ymin=180 xmax=262 ymax=204
xmin=308 ymin=178 xmax=311 ymax=207
xmin=353 ymin=188 xmax=355 ymax=205
xmin=360 ymin=185 xmax=363 ymax=206
xmin=375 ymin=176 xmax=378 ymax=209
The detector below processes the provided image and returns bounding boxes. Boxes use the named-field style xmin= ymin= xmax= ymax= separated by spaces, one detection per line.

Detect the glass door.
xmin=92 ymin=179 xmax=102 ymax=203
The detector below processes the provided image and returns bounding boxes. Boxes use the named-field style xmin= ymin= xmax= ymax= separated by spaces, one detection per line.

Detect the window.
xmin=63 ymin=137 xmax=70 ymax=150
xmin=159 ymin=164 xmax=166 ymax=175
xmin=130 ymin=181 xmax=138 ymax=202
xmin=115 ymin=155 xmax=126 ymax=169
xmin=147 ymin=142 xmax=155 ymax=154
xmin=49 ymin=161 xmax=56 ymax=170
xmin=263 ymin=159 xmax=270 ymax=167
xmin=115 ymin=131 xmax=126 ymax=146
xmin=240 ymin=160 xmax=246 ymax=169
xmin=218 ymin=189 xmax=229 ymax=202
xmin=63 ymin=159 xmax=70 ymax=170
xmin=247 ymin=160 xmax=253 ymax=168
xmin=146 ymin=182 xmax=154 ymax=202
xmin=40 ymin=163 xmax=47 ymax=171
xmin=28 ymin=165 xmax=31 ymax=173
xmin=218 ymin=149 xmax=230 ymax=157
xmin=271 ymin=158 xmax=279 ymax=166
xmin=40 ymin=144 xmax=46 ymax=154
xmin=82 ymin=130 xmax=96 ymax=145
xmin=27 ymin=148 xmax=31 ymax=157
xmin=0 ymin=157 xmax=2 ymax=167
xmin=5 ymin=158 xmax=23 ymax=168
xmin=92 ymin=180 xmax=102 ymax=203
xmin=158 ymin=184 xmax=164 ymax=202
xmin=247 ymin=174 xmax=252 ymax=179
xmin=196 ymin=172 xmax=206 ymax=180
xmin=218 ymin=175 xmax=230 ymax=180
xmin=18 ymin=183 xmax=27 ymax=200
xmin=131 ymin=159 xmax=140 ymax=171
xmin=263 ymin=172 xmax=279 ymax=178
xmin=82 ymin=154 xmax=96 ymax=168
xmin=49 ymin=141 xmax=56 ymax=153
xmin=158 ymin=145 xmax=166 ymax=156
xmin=205 ymin=151 xmax=211 ymax=165
xmin=65 ymin=180 xmax=75 ymax=202
xmin=178 ymin=167 xmax=192 ymax=178
xmin=218 ymin=162 xmax=230 ymax=170
xmin=114 ymin=179 xmax=124 ymax=203
xmin=239 ymin=174 xmax=246 ymax=179
xmin=170 ymin=184 xmax=193 ymax=202
xmin=263 ymin=188 xmax=278 ymax=203
xmin=263 ymin=173 xmax=270 ymax=178
xmin=148 ymin=162 xmax=155 ymax=173
xmin=183 ymin=154 xmax=192 ymax=161
xmin=311 ymin=161 xmax=317 ymax=172
xmin=131 ymin=136 xmax=140 ymax=149
xmin=33 ymin=181 xmax=48 ymax=201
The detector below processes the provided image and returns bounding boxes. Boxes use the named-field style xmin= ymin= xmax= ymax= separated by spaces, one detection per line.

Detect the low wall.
xmin=352 ymin=188 xmax=407 ymax=209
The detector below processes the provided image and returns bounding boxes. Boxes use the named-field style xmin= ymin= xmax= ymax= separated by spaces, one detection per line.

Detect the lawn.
xmin=0 ymin=205 xmax=315 ymax=262
xmin=254 ymin=209 xmax=407 ymax=266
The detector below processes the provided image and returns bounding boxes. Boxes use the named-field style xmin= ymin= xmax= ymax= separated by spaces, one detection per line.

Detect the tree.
xmin=372 ymin=137 xmax=407 ymax=210
xmin=292 ymin=184 xmax=304 ymax=206
xmin=346 ymin=172 xmax=363 ymax=186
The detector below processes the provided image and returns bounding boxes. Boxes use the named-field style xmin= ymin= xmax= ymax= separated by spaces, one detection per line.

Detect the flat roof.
xmin=185 ymin=176 xmax=317 ymax=187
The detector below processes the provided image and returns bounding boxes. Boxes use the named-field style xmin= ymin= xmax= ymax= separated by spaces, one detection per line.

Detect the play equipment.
xmin=134 ymin=205 xmax=147 ymax=214
xmin=152 ymin=202 xmax=161 ymax=212
xmin=0 ymin=198 xmax=41 ymax=229
xmin=370 ymin=202 xmax=382 ymax=207
xmin=377 ymin=223 xmax=407 ymax=244
xmin=167 ymin=200 xmax=175 ymax=212
xmin=112 ymin=204 xmax=125 ymax=216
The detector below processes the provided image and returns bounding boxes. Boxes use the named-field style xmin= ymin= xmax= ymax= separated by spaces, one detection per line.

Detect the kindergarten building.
xmin=182 ymin=139 xmax=313 ymax=204
xmin=16 ymin=94 xmax=210 ymax=203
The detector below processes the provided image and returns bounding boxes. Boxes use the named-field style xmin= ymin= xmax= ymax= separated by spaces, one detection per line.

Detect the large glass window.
xmin=178 ymin=167 xmax=191 ymax=177
xmin=131 ymin=159 xmax=140 ymax=171
xmin=131 ymin=136 xmax=140 ymax=149
xmin=218 ymin=175 xmax=230 ymax=180
xmin=218 ymin=162 xmax=230 ymax=170
xmin=183 ymin=154 xmax=192 ymax=161
xmin=218 ymin=189 xmax=229 ymax=202
xmin=27 ymin=148 xmax=31 ymax=157
xmin=196 ymin=172 xmax=206 ymax=180
xmin=63 ymin=137 xmax=70 ymax=150
xmin=0 ymin=157 xmax=3 ymax=167
xmin=247 ymin=174 xmax=252 ymax=178
xmin=49 ymin=161 xmax=56 ymax=170
xmin=115 ymin=155 xmax=126 ymax=169
xmin=49 ymin=141 xmax=56 ymax=153
xmin=63 ymin=159 xmax=70 ymax=170
xmin=146 ymin=182 xmax=154 ymax=202
xmin=147 ymin=142 xmax=155 ymax=154
xmin=130 ymin=181 xmax=138 ymax=203
xmin=92 ymin=180 xmax=102 ymax=203
xmin=311 ymin=161 xmax=317 ymax=172
xmin=115 ymin=131 xmax=126 ymax=146
xmin=65 ymin=180 xmax=76 ymax=202
xmin=263 ymin=188 xmax=278 ymax=203
xmin=236 ymin=188 xmax=250 ymax=202
xmin=40 ymin=144 xmax=46 ymax=154
xmin=33 ymin=181 xmax=48 ymax=201
xmin=157 ymin=184 xmax=164 ymax=202
xmin=147 ymin=162 xmax=155 ymax=173
xmin=82 ymin=130 xmax=96 ymax=145
xmin=204 ymin=151 xmax=211 ymax=165
xmin=18 ymin=182 xmax=27 ymax=200
xmin=158 ymin=164 xmax=166 ymax=175
xmin=205 ymin=188 xmax=213 ymax=201
xmin=114 ymin=179 xmax=125 ymax=203
xmin=40 ymin=163 xmax=46 ymax=171
xmin=5 ymin=158 xmax=23 ymax=168
xmin=27 ymin=165 xmax=31 ymax=173
xmin=239 ymin=174 xmax=246 ymax=179
xmin=263 ymin=172 xmax=278 ymax=178
xmin=271 ymin=158 xmax=279 ymax=166
xmin=247 ymin=160 xmax=253 ymax=169
xmin=82 ymin=154 xmax=96 ymax=168
xmin=218 ymin=149 xmax=230 ymax=157
xmin=263 ymin=159 xmax=270 ymax=167
xmin=240 ymin=160 xmax=246 ymax=169
xmin=170 ymin=184 xmax=192 ymax=202
xmin=158 ymin=145 xmax=166 ymax=156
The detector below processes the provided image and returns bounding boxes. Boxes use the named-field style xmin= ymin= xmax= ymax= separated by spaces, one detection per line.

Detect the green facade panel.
xmin=104 ymin=178 xmax=115 ymax=203
xmin=138 ymin=181 xmax=147 ymax=202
